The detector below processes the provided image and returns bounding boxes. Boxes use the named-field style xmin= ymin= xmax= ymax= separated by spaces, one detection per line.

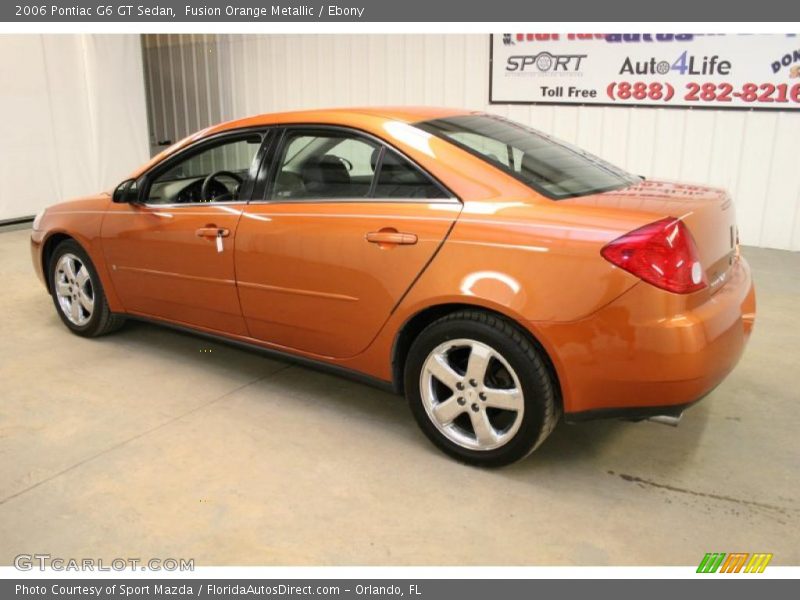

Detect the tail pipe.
xmin=648 ymin=413 xmax=683 ymax=427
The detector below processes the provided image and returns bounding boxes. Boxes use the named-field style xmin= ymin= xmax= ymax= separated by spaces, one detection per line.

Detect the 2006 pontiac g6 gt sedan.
xmin=31 ymin=107 xmax=756 ymax=466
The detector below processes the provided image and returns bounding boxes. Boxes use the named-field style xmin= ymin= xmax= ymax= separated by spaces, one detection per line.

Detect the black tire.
xmin=48 ymin=239 xmax=126 ymax=337
xmin=404 ymin=310 xmax=559 ymax=467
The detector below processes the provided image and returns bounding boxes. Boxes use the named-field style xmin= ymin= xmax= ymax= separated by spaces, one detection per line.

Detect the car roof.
xmin=213 ymin=106 xmax=474 ymax=132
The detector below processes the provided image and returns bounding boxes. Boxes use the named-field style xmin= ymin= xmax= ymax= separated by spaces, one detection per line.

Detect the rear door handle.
xmin=196 ymin=227 xmax=230 ymax=238
xmin=365 ymin=230 xmax=418 ymax=245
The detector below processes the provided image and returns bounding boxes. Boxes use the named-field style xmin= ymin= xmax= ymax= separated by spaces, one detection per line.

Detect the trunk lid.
xmin=566 ymin=179 xmax=738 ymax=294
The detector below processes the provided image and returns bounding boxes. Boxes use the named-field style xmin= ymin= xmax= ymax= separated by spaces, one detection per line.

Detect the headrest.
xmin=303 ymin=154 xmax=350 ymax=185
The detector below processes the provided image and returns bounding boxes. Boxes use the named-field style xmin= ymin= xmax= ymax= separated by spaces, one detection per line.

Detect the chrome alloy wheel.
xmin=54 ymin=253 xmax=95 ymax=326
xmin=419 ymin=338 xmax=524 ymax=451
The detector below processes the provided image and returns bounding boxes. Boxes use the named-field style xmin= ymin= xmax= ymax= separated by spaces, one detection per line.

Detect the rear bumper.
xmin=535 ymin=256 xmax=756 ymax=418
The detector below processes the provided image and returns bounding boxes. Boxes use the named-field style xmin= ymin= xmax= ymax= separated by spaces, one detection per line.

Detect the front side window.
xmin=147 ymin=134 xmax=262 ymax=204
xmin=269 ymin=130 xmax=448 ymax=201
xmin=417 ymin=114 xmax=640 ymax=199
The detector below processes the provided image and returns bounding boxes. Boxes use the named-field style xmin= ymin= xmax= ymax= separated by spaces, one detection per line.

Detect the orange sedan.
xmin=30 ymin=107 xmax=756 ymax=466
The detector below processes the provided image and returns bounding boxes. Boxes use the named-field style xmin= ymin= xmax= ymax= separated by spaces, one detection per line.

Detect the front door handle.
xmin=365 ymin=230 xmax=418 ymax=246
xmin=196 ymin=227 xmax=230 ymax=238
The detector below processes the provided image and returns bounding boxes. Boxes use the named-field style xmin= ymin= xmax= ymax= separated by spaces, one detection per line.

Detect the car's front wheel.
xmin=48 ymin=239 xmax=125 ymax=337
xmin=405 ymin=310 xmax=559 ymax=467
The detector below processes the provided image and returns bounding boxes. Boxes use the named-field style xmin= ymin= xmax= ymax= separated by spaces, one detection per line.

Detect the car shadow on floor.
xmin=93 ymin=318 xmax=710 ymax=477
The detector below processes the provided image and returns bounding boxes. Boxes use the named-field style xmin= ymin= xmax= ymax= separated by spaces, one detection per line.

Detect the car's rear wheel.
xmin=49 ymin=239 xmax=125 ymax=337
xmin=405 ymin=310 xmax=559 ymax=467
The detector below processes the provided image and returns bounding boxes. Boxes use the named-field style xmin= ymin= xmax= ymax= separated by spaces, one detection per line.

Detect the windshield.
xmin=417 ymin=114 xmax=640 ymax=199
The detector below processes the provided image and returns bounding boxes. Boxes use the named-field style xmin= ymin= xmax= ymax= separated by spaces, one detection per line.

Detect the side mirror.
xmin=112 ymin=179 xmax=138 ymax=203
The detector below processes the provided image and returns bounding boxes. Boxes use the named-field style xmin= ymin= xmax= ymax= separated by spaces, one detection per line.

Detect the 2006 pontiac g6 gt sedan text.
xmin=31 ymin=107 xmax=756 ymax=466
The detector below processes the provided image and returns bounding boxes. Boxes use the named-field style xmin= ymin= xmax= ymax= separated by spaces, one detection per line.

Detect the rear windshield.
xmin=417 ymin=114 xmax=640 ymax=199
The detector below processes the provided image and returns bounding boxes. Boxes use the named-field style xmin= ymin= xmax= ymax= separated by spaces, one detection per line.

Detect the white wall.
xmin=143 ymin=34 xmax=800 ymax=250
xmin=0 ymin=35 xmax=149 ymax=222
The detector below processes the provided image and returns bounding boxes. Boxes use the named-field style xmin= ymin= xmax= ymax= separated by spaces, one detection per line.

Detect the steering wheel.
xmin=201 ymin=170 xmax=243 ymax=202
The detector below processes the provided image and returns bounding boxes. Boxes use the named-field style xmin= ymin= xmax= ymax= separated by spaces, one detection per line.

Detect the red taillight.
xmin=601 ymin=217 xmax=707 ymax=294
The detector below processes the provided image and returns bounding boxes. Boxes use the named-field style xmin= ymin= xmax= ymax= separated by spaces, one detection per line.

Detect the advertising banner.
xmin=490 ymin=33 xmax=800 ymax=110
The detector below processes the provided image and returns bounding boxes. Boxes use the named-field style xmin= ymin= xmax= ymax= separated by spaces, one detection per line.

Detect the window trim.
xmin=253 ymin=124 xmax=459 ymax=205
xmin=136 ymin=127 xmax=272 ymax=208
xmin=367 ymin=146 xmax=387 ymax=198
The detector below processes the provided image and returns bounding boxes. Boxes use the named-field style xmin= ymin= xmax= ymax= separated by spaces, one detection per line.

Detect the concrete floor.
xmin=0 ymin=226 xmax=798 ymax=566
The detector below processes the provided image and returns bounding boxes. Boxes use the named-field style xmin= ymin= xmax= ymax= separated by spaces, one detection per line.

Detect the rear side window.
xmin=269 ymin=129 xmax=448 ymax=201
xmin=271 ymin=132 xmax=378 ymax=200
xmin=417 ymin=114 xmax=640 ymax=199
